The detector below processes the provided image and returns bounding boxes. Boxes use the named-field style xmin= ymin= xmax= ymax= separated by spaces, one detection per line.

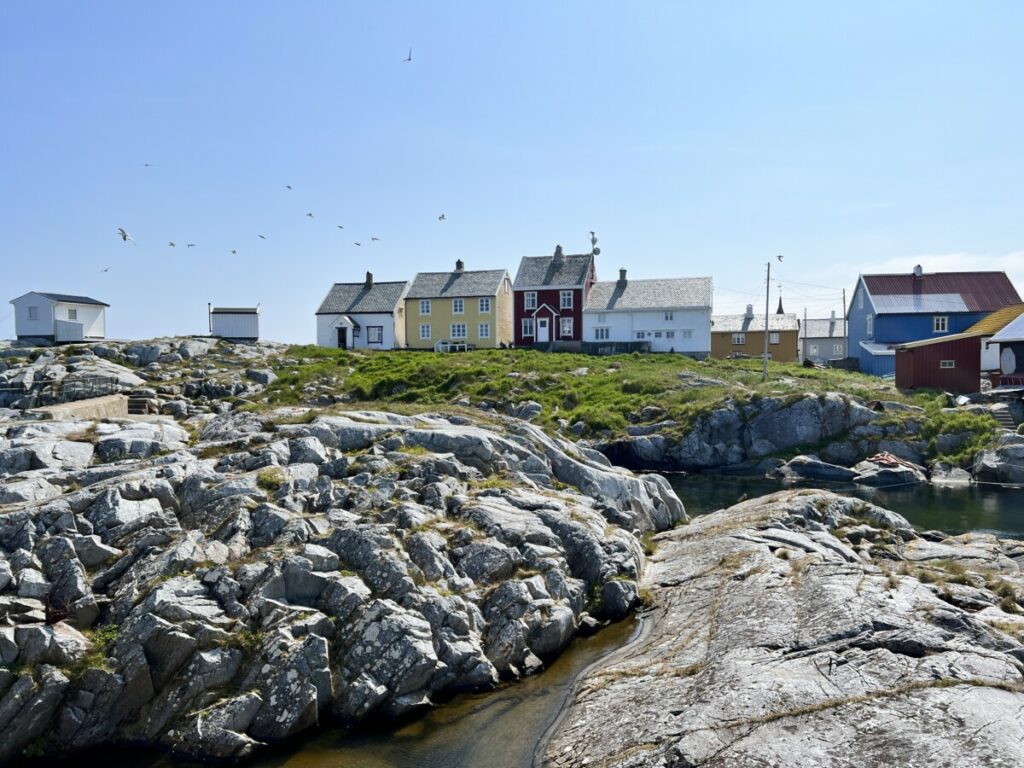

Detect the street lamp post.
xmin=762 ymin=255 xmax=783 ymax=381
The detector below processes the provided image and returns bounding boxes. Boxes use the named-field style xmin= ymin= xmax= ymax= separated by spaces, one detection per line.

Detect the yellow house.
xmin=711 ymin=306 xmax=800 ymax=362
xmin=405 ymin=260 xmax=514 ymax=349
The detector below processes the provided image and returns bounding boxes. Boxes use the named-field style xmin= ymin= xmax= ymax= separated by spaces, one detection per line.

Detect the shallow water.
xmin=669 ymin=473 xmax=1024 ymax=539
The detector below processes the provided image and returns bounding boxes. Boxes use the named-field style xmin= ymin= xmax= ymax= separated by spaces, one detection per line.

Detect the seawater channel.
xmin=60 ymin=474 xmax=1024 ymax=768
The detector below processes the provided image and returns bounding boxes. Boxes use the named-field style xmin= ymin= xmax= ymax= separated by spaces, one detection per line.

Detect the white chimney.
xmin=744 ymin=304 xmax=754 ymax=319
xmin=913 ymin=264 xmax=923 ymax=277
xmin=830 ymin=310 xmax=836 ymax=322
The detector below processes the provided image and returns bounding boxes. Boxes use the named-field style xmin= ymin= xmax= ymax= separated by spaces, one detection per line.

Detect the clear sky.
xmin=3 ymin=2 xmax=1023 ymax=341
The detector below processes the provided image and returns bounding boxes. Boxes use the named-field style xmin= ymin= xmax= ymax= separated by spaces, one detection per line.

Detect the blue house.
xmin=847 ymin=266 xmax=1022 ymax=376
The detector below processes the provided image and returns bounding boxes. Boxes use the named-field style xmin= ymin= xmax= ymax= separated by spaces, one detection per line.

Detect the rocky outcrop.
xmin=541 ymin=489 xmax=1024 ymax=767
xmin=0 ymin=407 xmax=684 ymax=763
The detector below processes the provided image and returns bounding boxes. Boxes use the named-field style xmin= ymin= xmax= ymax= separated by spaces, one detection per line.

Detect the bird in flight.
xmin=231 ymin=249 xmax=238 ymax=255
xmin=258 ymin=234 xmax=266 ymax=240
xmin=403 ymin=47 xmax=412 ymax=62
xmin=143 ymin=163 xmax=153 ymax=168
xmin=336 ymin=225 xmax=344 ymax=229
xmin=100 ymin=266 xmax=110 ymax=273
xmin=306 ymin=212 xmax=314 ymax=218
xmin=371 ymin=237 xmax=380 ymax=242
xmin=168 ymin=241 xmax=176 ymax=247
xmin=117 ymin=227 xmax=132 ymax=242
xmin=187 ymin=243 xmax=197 ymax=248
xmin=285 ymin=185 xmax=293 ymax=190
xmin=438 ymin=214 xmax=446 ymax=221
xmin=354 ymin=242 xmax=362 ymax=247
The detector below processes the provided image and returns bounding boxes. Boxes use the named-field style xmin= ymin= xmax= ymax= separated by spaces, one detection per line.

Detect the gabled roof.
xmin=896 ymin=305 xmax=1024 ymax=350
xmin=985 ymin=307 xmax=1024 ymax=344
xmin=799 ymin=318 xmax=844 ymax=340
xmin=316 ymin=280 xmax=408 ymax=315
xmin=406 ymin=269 xmax=509 ymax=299
xmin=513 ymin=253 xmax=594 ymax=289
xmin=585 ymin=277 xmax=712 ymax=312
xmin=860 ymin=271 xmax=1021 ymax=314
xmin=712 ymin=313 xmax=800 ymax=333
xmin=11 ymin=292 xmax=109 ymax=307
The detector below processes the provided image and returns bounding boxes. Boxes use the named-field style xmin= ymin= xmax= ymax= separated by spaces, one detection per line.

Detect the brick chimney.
xmin=618 ymin=268 xmax=627 ymax=283
xmin=365 ymin=271 xmax=373 ymax=288
xmin=455 ymin=259 xmax=464 ymax=272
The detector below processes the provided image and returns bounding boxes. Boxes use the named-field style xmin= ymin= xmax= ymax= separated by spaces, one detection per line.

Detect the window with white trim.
xmin=68 ymin=308 xmax=78 ymax=320
xmin=27 ymin=306 xmax=38 ymax=320
xmin=594 ymin=327 xmax=609 ymax=340
xmin=636 ymin=331 xmax=645 ymax=340
xmin=524 ymin=292 xmax=537 ymax=310
xmin=732 ymin=333 xmax=746 ymax=345
xmin=419 ymin=299 xmax=431 ymax=315
xmin=940 ymin=360 xmax=955 ymax=369
xmin=478 ymin=323 xmax=490 ymax=339
xmin=664 ymin=311 xmax=674 ymax=321
xmin=559 ymin=317 xmax=573 ymax=337
xmin=858 ymin=291 xmax=864 ymax=309
xmin=681 ymin=329 xmax=692 ymax=339
xmin=666 ymin=331 xmax=675 ymax=339
xmin=419 ymin=324 xmax=431 ymax=340
xmin=521 ymin=318 xmax=535 ymax=336
xmin=769 ymin=332 xmax=780 ymax=345
xmin=933 ymin=315 xmax=948 ymax=333
xmin=654 ymin=331 xmax=663 ymax=338
xmin=597 ymin=313 xmax=606 ymax=323
xmin=809 ymin=344 xmax=819 ymax=356
xmin=450 ymin=323 xmax=467 ymax=339
xmin=833 ymin=343 xmax=844 ymax=355
xmin=367 ymin=326 xmax=383 ymax=344
xmin=866 ymin=314 xmax=874 ymax=337
xmin=479 ymin=297 xmax=491 ymax=313
xmin=560 ymin=290 xmax=573 ymax=309
xmin=452 ymin=298 xmax=464 ymax=314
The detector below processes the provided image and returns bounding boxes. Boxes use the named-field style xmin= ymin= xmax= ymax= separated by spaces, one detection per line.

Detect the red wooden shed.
xmin=895 ymin=334 xmax=982 ymax=394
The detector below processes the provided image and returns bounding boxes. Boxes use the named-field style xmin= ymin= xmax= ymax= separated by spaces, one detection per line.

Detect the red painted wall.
xmin=513 ymin=288 xmax=584 ymax=345
xmin=895 ymin=336 xmax=981 ymax=394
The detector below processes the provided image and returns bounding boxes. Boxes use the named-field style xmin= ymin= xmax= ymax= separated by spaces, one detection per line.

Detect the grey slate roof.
xmin=35 ymin=292 xmax=109 ymax=307
xmin=513 ymin=254 xmax=594 ymax=289
xmin=585 ymin=277 xmax=712 ymax=312
xmin=406 ymin=269 xmax=508 ymax=299
xmin=712 ymin=313 xmax=800 ymax=333
xmin=799 ymin=318 xmax=844 ymax=340
xmin=316 ymin=281 xmax=408 ymax=315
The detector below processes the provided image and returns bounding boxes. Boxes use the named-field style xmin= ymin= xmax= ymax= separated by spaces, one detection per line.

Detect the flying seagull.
xmin=777 ymin=254 xmax=784 ymax=262
xmin=143 ymin=163 xmax=153 ymax=168
xmin=336 ymin=225 xmax=344 ymax=229
xmin=231 ymin=249 xmax=238 ymax=255
xmin=370 ymin=237 xmax=380 ymax=242
xmin=187 ymin=243 xmax=197 ymax=248
xmin=117 ymin=227 xmax=132 ymax=242
xmin=306 ymin=212 xmax=314 ymax=218
xmin=100 ymin=266 xmax=110 ymax=273
xmin=285 ymin=185 xmax=293 ymax=190
xmin=168 ymin=241 xmax=176 ymax=247
xmin=353 ymin=242 xmax=362 ymax=247
xmin=438 ymin=214 xmax=446 ymax=221
xmin=258 ymin=234 xmax=266 ymax=240
xmin=403 ymin=47 xmax=412 ymax=62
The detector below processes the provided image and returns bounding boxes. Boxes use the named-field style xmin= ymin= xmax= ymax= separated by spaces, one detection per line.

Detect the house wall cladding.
xmin=211 ymin=313 xmax=259 ymax=340
xmin=514 ymin=288 xmax=583 ymax=346
xmin=895 ymin=336 xmax=982 ymax=394
xmin=710 ymin=330 xmax=799 ymax=362
xmin=315 ymin=312 xmax=401 ymax=350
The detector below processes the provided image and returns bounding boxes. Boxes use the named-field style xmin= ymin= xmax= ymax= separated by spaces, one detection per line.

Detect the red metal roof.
xmin=862 ymin=271 xmax=1021 ymax=312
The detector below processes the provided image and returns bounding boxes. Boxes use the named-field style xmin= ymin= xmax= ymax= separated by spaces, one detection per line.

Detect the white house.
xmin=209 ymin=305 xmax=260 ymax=341
xmin=9 ymin=292 xmax=108 ymax=342
xmin=315 ymin=272 xmax=409 ymax=349
xmin=582 ymin=271 xmax=713 ymax=357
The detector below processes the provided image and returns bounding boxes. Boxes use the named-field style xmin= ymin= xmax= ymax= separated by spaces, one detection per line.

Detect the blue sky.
xmin=3 ymin=2 xmax=1023 ymax=341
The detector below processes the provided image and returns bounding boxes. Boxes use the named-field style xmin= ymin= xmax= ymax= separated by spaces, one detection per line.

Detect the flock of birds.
xmin=106 ymin=47 xmax=447 ymax=274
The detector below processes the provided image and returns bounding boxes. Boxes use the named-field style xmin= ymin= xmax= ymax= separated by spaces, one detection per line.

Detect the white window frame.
xmin=933 ymin=315 xmax=948 ymax=333
xmin=419 ymin=299 xmax=431 ymax=316
xmin=594 ymin=327 xmax=609 ymax=340
xmin=681 ymin=329 xmax=692 ymax=339
xmin=559 ymin=317 xmax=573 ymax=338
xmin=732 ymin=333 xmax=746 ymax=345
xmin=858 ymin=291 xmax=864 ymax=309
xmin=560 ymin=290 xmax=573 ymax=310
xmin=450 ymin=323 xmax=467 ymax=339
xmin=524 ymin=291 xmax=537 ymax=310
xmin=635 ymin=331 xmax=645 ymax=340
xmin=27 ymin=306 xmax=39 ymax=320
xmin=478 ymin=322 xmax=490 ymax=339
xmin=597 ymin=313 xmax=606 ymax=323
xmin=866 ymin=314 xmax=874 ymax=338
xmin=367 ymin=326 xmax=383 ymax=344
xmin=809 ymin=343 xmax=819 ymax=356
xmin=419 ymin=324 xmax=431 ymax=340
xmin=940 ymin=360 xmax=956 ymax=369
xmin=479 ymin=297 xmax=491 ymax=313
xmin=833 ymin=343 xmax=844 ymax=355
xmin=521 ymin=318 xmax=535 ymax=337
xmin=664 ymin=311 xmax=674 ymax=322
xmin=452 ymin=298 xmax=464 ymax=315
xmin=67 ymin=308 xmax=78 ymax=320
xmin=654 ymin=331 xmax=663 ymax=338
xmin=769 ymin=332 xmax=780 ymax=345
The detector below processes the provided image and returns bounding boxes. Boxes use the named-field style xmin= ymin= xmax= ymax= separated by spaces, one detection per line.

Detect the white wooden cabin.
xmin=209 ymin=305 xmax=260 ymax=341
xmin=9 ymin=292 xmax=108 ymax=342
xmin=315 ymin=273 xmax=409 ymax=349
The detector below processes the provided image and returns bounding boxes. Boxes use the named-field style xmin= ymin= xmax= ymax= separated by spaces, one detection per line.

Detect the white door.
xmin=537 ymin=317 xmax=549 ymax=343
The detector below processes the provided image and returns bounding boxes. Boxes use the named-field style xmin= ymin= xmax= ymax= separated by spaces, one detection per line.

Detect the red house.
xmin=513 ymin=246 xmax=596 ymax=349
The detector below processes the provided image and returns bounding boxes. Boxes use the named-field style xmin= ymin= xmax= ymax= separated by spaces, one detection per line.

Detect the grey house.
xmin=799 ymin=312 xmax=847 ymax=363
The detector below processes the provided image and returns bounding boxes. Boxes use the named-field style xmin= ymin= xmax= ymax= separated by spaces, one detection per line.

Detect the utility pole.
xmin=762 ymin=260 xmax=771 ymax=381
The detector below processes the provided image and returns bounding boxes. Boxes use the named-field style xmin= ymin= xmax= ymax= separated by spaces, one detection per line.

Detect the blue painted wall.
xmin=848 ymin=278 xmax=988 ymax=376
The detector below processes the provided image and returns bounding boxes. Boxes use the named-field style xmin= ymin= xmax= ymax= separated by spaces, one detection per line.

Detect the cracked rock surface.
xmin=541 ymin=489 xmax=1024 ymax=768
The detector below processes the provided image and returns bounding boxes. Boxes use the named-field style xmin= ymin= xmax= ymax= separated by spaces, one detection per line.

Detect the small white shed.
xmin=9 ymin=292 xmax=108 ymax=342
xmin=209 ymin=305 xmax=260 ymax=341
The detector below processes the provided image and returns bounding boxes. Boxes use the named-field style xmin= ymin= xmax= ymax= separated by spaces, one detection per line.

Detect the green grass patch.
xmin=256 ymin=468 xmax=287 ymax=491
